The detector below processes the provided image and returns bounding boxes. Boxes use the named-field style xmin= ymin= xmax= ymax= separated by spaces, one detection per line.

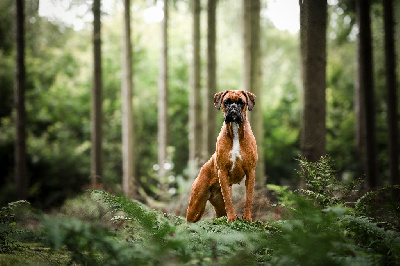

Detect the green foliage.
xmin=294 ymin=156 xmax=400 ymax=264
xmin=3 ymin=170 xmax=400 ymax=265
xmin=0 ymin=201 xmax=29 ymax=253
xmin=40 ymin=190 xmax=272 ymax=265
xmin=42 ymin=215 xmax=135 ymax=265
xmin=341 ymin=215 xmax=400 ymax=264
xmin=267 ymin=186 xmax=360 ymax=265
xmin=39 ymin=185 xmax=398 ymax=265
xmin=59 ymin=193 xmax=113 ymax=225
xmin=296 ymin=155 xmax=363 ymax=207
xmin=262 ymin=23 xmax=301 ymax=185
xmin=1 ymin=0 xmax=399 ymax=263
xmin=355 ymin=185 xmax=400 ymax=228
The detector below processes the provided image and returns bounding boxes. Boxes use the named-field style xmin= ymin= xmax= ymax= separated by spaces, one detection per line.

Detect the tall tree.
xmin=14 ymin=0 xmax=27 ymax=200
xmin=91 ymin=0 xmax=103 ymax=185
xmin=383 ymin=0 xmax=399 ymax=186
xmin=122 ymin=0 xmax=135 ymax=198
xmin=299 ymin=0 xmax=327 ymax=163
xmin=205 ymin=0 xmax=217 ymax=159
xmin=189 ymin=0 xmax=202 ymax=173
xmin=243 ymin=0 xmax=264 ymax=187
xmin=355 ymin=0 xmax=377 ymax=188
xmin=158 ymin=0 xmax=169 ymax=196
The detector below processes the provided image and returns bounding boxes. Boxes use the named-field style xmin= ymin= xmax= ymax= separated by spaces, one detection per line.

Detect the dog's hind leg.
xmin=209 ymin=187 xmax=227 ymax=218
xmin=186 ymin=176 xmax=210 ymax=222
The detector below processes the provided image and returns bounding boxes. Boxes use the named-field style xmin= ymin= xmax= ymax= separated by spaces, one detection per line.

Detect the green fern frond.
xmin=341 ymin=215 xmax=400 ymax=264
xmin=296 ymin=155 xmax=362 ymax=208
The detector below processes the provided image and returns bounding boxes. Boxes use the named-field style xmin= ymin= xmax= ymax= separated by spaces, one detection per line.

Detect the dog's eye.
xmin=224 ymin=99 xmax=231 ymax=106
xmin=238 ymin=99 xmax=244 ymax=106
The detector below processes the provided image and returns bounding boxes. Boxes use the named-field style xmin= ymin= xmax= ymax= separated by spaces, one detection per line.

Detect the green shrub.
xmin=0 ymin=201 xmax=29 ymax=253
xmin=265 ymin=185 xmax=376 ymax=265
xmin=42 ymin=215 xmax=137 ymax=265
xmin=293 ymin=156 xmax=400 ymax=264
xmin=355 ymin=185 xmax=400 ymax=228
xmin=341 ymin=215 xmax=400 ymax=264
xmin=296 ymin=155 xmax=363 ymax=207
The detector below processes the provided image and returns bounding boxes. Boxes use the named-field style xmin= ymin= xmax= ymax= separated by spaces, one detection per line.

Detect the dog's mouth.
xmin=225 ymin=108 xmax=243 ymax=124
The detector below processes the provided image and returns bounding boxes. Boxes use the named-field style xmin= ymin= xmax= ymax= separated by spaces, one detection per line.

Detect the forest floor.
xmin=1 ymin=157 xmax=400 ymax=265
xmin=0 ymin=188 xmax=278 ymax=265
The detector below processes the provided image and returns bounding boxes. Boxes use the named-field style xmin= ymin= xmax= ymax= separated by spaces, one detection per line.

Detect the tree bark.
xmin=355 ymin=0 xmax=377 ymax=188
xmin=206 ymin=0 xmax=217 ymax=159
xmin=354 ymin=40 xmax=367 ymax=180
xmin=122 ymin=0 xmax=135 ymax=198
xmin=189 ymin=0 xmax=202 ymax=174
xmin=91 ymin=0 xmax=103 ymax=185
xmin=383 ymin=0 xmax=399 ymax=186
xmin=158 ymin=0 xmax=169 ymax=196
xmin=243 ymin=0 xmax=264 ymax=187
xmin=299 ymin=0 xmax=327 ymax=163
xmin=14 ymin=0 xmax=27 ymax=200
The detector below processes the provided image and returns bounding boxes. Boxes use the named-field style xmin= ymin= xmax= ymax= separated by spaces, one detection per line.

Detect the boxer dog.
xmin=186 ymin=90 xmax=257 ymax=222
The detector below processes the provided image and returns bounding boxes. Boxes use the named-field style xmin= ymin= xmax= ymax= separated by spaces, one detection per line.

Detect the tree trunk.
xmin=299 ymin=0 xmax=327 ymax=163
xmin=189 ymin=0 xmax=202 ymax=175
xmin=205 ymin=0 xmax=217 ymax=159
xmin=355 ymin=0 xmax=377 ymax=188
xmin=383 ymin=0 xmax=399 ymax=186
xmin=122 ymin=0 xmax=135 ymax=198
xmin=14 ymin=0 xmax=27 ymax=200
xmin=354 ymin=41 xmax=367 ymax=180
xmin=158 ymin=0 xmax=169 ymax=196
xmin=243 ymin=0 xmax=264 ymax=187
xmin=91 ymin=0 xmax=103 ymax=185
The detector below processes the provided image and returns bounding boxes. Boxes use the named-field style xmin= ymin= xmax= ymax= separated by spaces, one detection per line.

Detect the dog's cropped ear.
xmin=214 ymin=90 xmax=228 ymax=110
xmin=242 ymin=91 xmax=256 ymax=111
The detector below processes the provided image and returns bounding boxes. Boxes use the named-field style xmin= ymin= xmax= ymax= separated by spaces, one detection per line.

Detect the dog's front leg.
xmin=243 ymin=169 xmax=255 ymax=222
xmin=218 ymin=170 xmax=237 ymax=222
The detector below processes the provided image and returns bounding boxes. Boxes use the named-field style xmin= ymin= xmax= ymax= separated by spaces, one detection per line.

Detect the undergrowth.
xmin=1 ymin=155 xmax=399 ymax=265
xmin=0 ymin=201 xmax=30 ymax=253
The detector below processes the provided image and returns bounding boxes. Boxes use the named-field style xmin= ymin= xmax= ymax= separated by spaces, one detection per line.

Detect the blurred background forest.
xmin=0 ymin=0 xmax=399 ymax=211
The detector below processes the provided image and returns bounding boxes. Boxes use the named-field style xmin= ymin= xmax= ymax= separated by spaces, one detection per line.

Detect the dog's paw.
xmin=242 ymin=214 xmax=252 ymax=222
xmin=227 ymin=215 xmax=237 ymax=222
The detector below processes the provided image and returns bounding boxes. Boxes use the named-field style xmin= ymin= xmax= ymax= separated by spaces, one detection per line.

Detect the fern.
xmin=90 ymin=190 xmax=292 ymax=264
xmin=341 ymin=215 xmax=400 ymax=264
xmin=35 ymin=182 xmax=398 ymax=265
xmin=296 ymin=155 xmax=363 ymax=207
xmin=90 ymin=190 xmax=182 ymax=248
xmin=355 ymin=185 xmax=400 ymax=228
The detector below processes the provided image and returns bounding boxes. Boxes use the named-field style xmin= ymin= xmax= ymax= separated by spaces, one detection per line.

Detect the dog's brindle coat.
xmin=186 ymin=90 xmax=257 ymax=222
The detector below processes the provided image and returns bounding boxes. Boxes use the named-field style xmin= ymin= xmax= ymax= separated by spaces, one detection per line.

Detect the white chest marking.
xmin=229 ymin=123 xmax=242 ymax=172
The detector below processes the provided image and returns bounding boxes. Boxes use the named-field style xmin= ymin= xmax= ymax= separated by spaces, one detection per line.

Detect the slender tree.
xmin=355 ymin=0 xmax=377 ymax=188
xmin=122 ymin=0 xmax=135 ymax=198
xmin=243 ymin=0 xmax=264 ymax=187
xmin=205 ymin=0 xmax=217 ymax=159
xmin=14 ymin=0 xmax=27 ymax=200
xmin=158 ymin=0 xmax=169 ymax=196
xmin=91 ymin=0 xmax=103 ymax=185
xmin=383 ymin=0 xmax=399 ymax=186
xmin=189 ymin=0 xmax=202 ymax=174
xmin=354 ymin=33 xmax=367 ymax=180
xmin=299 ymin=0 xmax=327 ymax=163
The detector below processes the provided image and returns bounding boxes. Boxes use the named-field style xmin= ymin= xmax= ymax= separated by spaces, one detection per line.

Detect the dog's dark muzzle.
xmin=225 ymin=104 xmax=243 ymax=124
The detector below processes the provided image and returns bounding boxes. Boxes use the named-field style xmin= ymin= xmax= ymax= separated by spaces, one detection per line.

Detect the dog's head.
xmin=214 ymin=90 xmax=256 ymax=124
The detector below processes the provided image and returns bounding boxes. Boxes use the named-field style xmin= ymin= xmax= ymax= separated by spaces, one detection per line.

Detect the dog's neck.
xmin=225 ymin=119 xmax=246 ymax=140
